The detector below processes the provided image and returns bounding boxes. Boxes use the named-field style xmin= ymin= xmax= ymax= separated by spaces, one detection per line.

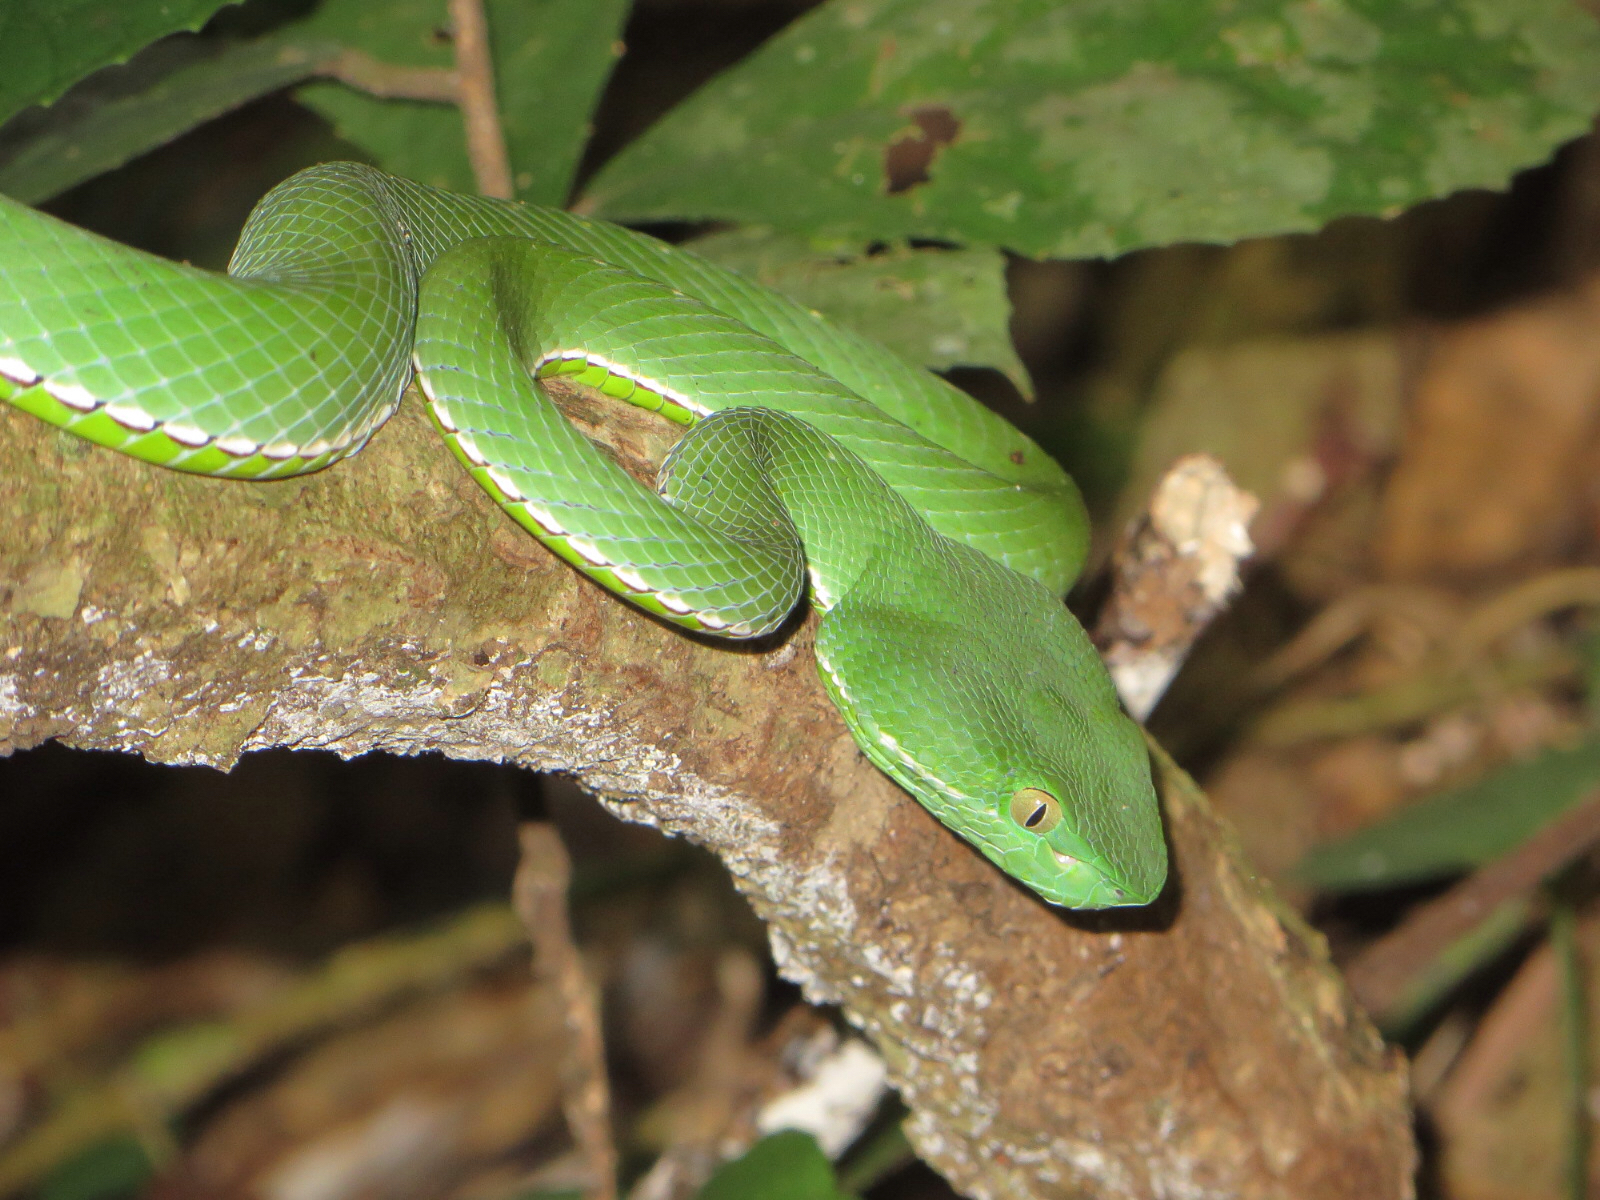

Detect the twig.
xmin=626 ymin=994 xmax=885 ymax=1200
xmin=1453 ymin=565 xmax=1600 ymax=661
xmin=320 ymin=49 xmax=459 ymax=102
xmin=1552 ymin=894 xmax=1591 ymax=1200
xmin=1248 ymin=584 xmax=1454 ymax=695
xmin=1250 ymin=566 xmax=1600 ymax=745
xmin=1095 ymin=454 xmax=1258 ymax=720
xmin=1344 ymin=790 xmax=1600 ymax=1018
xmin=448 ymin=0 xmax=514 ymax=198
xmin=514 ymin=824 xmax=616 ymax=1200
xmin=1249 ymin=641 xmax=1579 ymax=746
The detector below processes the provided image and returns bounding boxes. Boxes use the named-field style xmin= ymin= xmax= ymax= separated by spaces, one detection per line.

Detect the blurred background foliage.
xmin=4 ymin=0 xmax=1600 ymax=1197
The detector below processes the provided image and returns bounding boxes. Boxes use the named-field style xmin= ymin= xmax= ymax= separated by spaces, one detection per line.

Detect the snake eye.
xmin=1009 ymin=788 xmax=1061 ymax=835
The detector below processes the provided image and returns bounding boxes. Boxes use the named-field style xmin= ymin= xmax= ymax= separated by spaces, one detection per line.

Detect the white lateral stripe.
xmin=216 ymin=435 xmax=259 ymax=457
xmin=816 ymin=656 xmax=854 ymax=705
xmin=261 ymin=442 xmax=299 ymax=460
xmin=485 ymin=467 xmax=525 ymax=501
xmin=162 ymin=421 xmax=211 ymax=448
xmin=430 ymin=398 xmax=458 ymax=432
xmin=302 ymin=439 xmax=332 ymax=458
xmin=455 ymin=433 xmax=487 ymax=466
xmin=0 ymin=355 xmax=41 ymax=385
xmin=534 ymin=351 xmax=710 ymax=417
xmin=565 ymin=537 xmax=609 ymax=567
xmin=699 ymin=612 xmax=729 ymax=630
xmin=613 ymin=566 xmax=650 ymax=592
xmin=410 ymin=365 xmax=443 ymax=414
xmin=45 ymin=380 xmax=99 ymax=412
xmin=521 ymin=505 xmax=566 ymax=536
xmin=656 ymin=592 xmax=692 ymax=614
xmin=103 ymin=402 xmax=157 ymax=432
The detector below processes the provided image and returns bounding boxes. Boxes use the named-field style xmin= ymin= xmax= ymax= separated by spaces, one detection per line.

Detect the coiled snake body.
xmin=0 ymin=163 xmax=1164 ymax=908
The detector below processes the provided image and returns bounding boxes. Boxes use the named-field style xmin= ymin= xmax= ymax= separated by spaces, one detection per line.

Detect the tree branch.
xmin=448 ymin=0 xmax=514 ymax=199
xmin=0 ymin=399 xmax=1413 ymax=1200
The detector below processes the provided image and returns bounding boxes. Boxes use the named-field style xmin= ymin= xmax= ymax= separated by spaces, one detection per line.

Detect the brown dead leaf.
xmin=1379 ymin=279 xmax=1600 ymax=580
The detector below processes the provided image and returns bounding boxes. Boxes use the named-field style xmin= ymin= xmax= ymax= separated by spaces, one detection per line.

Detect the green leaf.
xmin=583 ymin=0 xmax=1600 ymax=258
xmin=1296 ymin=735 xmax=1600 ymax=890
xmin=688 ymin=227 xmax=1031 ymax=395
xmin=835 ymin=1113 xmax=914 ymax=1195
xmin=296 ymin=0 xmax=629 ymax=203
xmin=0 ymin=35 xmax=343 ymax=204
xmin=696 ymin=1132 xmax=853 ymax=1200
xmin=0 ymin=0 xmax=237 ymax=124
xmin=37 ymin=1135 xmax=151 ymax=1200
xmin=0 ymin=0 xmax=629 ymax=207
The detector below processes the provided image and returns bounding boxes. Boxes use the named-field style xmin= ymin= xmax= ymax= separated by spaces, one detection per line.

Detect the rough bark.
xmin=0 ymin=398 xmax=1414 ymax=1199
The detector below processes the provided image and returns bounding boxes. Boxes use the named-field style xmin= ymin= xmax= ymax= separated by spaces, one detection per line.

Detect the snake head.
xmin=813 ymin=544 xmax=1167 ymax=911
xmin=995 ymin=762 xmax=1167 ymax=910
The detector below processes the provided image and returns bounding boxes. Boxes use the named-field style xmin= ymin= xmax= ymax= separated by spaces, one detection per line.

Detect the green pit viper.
xmin=0 ymin=162 xmax=1164 ymax=908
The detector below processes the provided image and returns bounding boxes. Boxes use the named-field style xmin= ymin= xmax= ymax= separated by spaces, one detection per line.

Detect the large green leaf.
xmin=688 ymin=227 xmax=1031 ymax=394
xmin=583 ymin=0 xmax=1600 ymax=257
xmin=0 ymin=35 xmax=343 ymax=203
xmin=1296 ymin=735 xmax=1600 ymax=890
xmin=0 ymin=0 xmax=237 ymax=124
xmin=296 ymin=0 xmax=629 ymax=203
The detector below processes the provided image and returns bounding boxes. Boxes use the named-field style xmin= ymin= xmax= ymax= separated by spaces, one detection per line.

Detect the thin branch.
xmin=448 ymin=0 xmax=514 ymax=198
xmin=320 ymin=49 xmax=460 ymax=102
xmin=1552 ymin=893 xmax=1591 ymax=1200
xmin=1453 ymin=565 xmax=1600 ymax=661
xmin=515 ymin=824 xmax=617 ymax=1200
xmin=1249 ymin=641 xmax=1579 ymax=746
